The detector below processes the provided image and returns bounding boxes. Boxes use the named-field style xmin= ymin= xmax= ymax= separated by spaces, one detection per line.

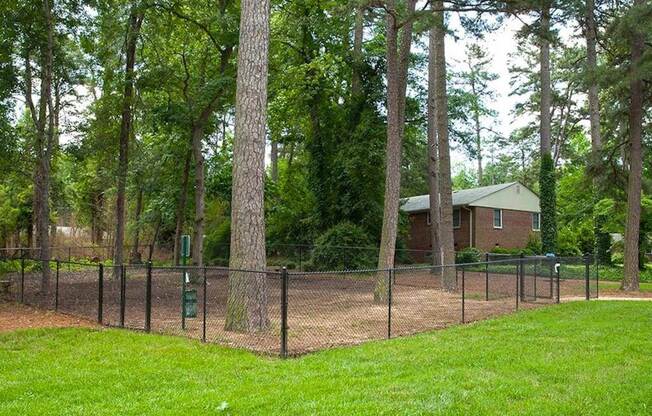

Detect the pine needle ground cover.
xmin=1 ymin=301 xmax=651 ymax=415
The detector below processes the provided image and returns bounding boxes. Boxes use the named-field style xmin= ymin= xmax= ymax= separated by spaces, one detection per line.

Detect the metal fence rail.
xmin=0 ymin=254 xmax=598 ymax=356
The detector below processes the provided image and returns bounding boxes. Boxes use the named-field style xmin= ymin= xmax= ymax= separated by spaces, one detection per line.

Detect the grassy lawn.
xmin=599 ymin=281 xmax=652 ymax=293
xmin=1 ymin=302 xmax=651 ymax=415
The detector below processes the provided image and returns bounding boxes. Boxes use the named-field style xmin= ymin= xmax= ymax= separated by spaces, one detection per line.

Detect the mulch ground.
xmin=0 ymin=301 xmax=97 ymax=333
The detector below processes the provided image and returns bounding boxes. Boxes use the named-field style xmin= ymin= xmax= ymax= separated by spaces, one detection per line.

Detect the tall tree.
xmin=433 ymin=1 xmax=456 ymax=289
xmin=538 ymin=1 xmax=557 ymax=254
xmin=427 ymin=14 xmax=441 ymax=268
xmin=225 ymin=0 xmax=271 ymax=332
xmin=622 ymin=0 xmax=645 ymax=292
xmin=375 ymin=0 xmax=416 ymax=302
xmin=113 ymin=3 xmax=144 ymax=271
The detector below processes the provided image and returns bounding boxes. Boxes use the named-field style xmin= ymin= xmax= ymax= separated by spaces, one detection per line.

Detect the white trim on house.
xmin=493 ymin=208 xmax=503 ymax=229
xmin=532 ymin=212 xmax=541 ymax=231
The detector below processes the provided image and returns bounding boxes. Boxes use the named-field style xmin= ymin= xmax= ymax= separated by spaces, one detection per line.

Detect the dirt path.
xmin=0 ymin=302 xmax=97 ymax=333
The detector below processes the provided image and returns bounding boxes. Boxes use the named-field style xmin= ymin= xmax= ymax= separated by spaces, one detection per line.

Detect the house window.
xmin=453 ymin=208 xmax=461 ymax=229
xmin=493 ymin=209 xmax=503 ymax=229
xmin=532 ymin=212 xmax=541 ymax=231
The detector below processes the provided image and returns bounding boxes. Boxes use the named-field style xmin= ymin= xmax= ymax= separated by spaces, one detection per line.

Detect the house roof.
xmin=402 ymin=182 xmax=539 ymax=213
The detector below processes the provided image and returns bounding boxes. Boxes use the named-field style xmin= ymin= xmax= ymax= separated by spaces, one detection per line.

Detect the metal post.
xmin=556 ymin=257 xmax=561 ymax=304
xmin=485 ymin=253 xmax=489 ymax=301
xmin=20 ymin=256 xmax=25 ymax=303
xmin=595 ymin=256 xmax=599 ymax=299
xmin=119 ymin=265 xmax=126 ymax=328
xmin=461 ymin=266 xmax=465 ymax=324
xmin=98 ymin=264 xmax=104 ymax=324
xmin=280 ymin=267 xmax=289 ymax=358
xmin=202 ymin=266 xmax=207 ymax=342
xmin=533 ymin=260 xmax=537 ymax=301
xmin=519 ymin=253 xmax=525 ymax=301
xmin=584 ymin=254 xmax=590 ymax=301
xmin=145 ymin=262 xmax=152 ymax=332
xmin=181 ymin=264 xmax=186 ymax=330
xmin=387 ymin=269 xmax=393 ymax=339
xmin=515 ymin=262 xmax=519 ymax=311
xmin=55 ymin=260 xmax=60 ymax=311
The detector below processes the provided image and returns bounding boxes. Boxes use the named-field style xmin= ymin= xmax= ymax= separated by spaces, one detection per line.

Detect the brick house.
xmin=402 ymin=182 xmax=541 ymax=260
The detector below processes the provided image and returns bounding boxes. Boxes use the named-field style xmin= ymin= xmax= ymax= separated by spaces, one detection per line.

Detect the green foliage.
xmin=556 ymin=228 xmax=581 ymax=257
xmin=525 ymin=233 xmax=542 ymax=255
xmin=539 ymin=154 xmax=557 ymax=254
xmin=308 ymin=222 xmax=375 ymax=271
xmin=204 ymin=219 xmax=231 ymax=266
xmin=456 ymin=247 xmax=481 ymax=264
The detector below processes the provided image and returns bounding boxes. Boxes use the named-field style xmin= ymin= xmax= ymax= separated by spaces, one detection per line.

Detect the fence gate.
xmin=520 ymin=257 xmax=556 ymax=303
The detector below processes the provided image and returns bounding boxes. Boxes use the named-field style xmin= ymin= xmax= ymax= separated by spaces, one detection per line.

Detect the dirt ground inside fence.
xmin=0 ymin=301 xmax=97 ymax=333
xmin=10 ymin=267 xmax=584 ymax=354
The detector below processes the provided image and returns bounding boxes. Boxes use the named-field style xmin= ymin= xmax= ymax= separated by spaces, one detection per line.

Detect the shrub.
xmin=525 ymin=233 xmax=543 ymax=255
xmin=611 ymin=252 xmax=624 ymax=265
xmin=204 ymin=219 xmax=231 ymax=263
xmin=556 ymin=228 xmax=581 ymax=256
xmin=456 ymin=247 xmax=481 ymax=264
xmin=309 ymin=222 xmax=375 ymax=271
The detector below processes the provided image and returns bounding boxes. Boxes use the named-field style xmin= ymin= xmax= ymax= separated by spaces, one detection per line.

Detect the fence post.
xmin=119 ymin=265 xmax=126 ymax=328
xmin=55 ymin=260 xmax=60 ymax=311
xmin=280 ymin=267 xmax=289 ymax=358
xmin=387 ymin=269 xmax=393 ymax=339
xmin=98 ymin=263 xmax=104 ymax=324
xmin=485 ymin=253 xmax=489 ymax=301
xmin=595 ymin=255 xmax=599 ymax=299
xmin=20 ymin=255 xmax=25 ymax=303
xmin=461 ymin=266 xmax=465 ymax=324
xmin=202 ymin=266 xmax=207 ymax=343
xmin=181 ymin=265 xmax=186 ymax=330
xmin=515 ymin=261 xmax=519 ymax=311
xmin=145 ymin=262 xmax=152 ymax=332
xmin=584 ymin=254 xmax=590 ymax=301
xmin=556 ymin=257 xmax=561 ymax=304
xmin=519 ymin=253 xmax=525 ymax=302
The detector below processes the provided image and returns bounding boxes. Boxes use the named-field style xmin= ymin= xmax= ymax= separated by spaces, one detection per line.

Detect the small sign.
xmin=181 ymin=235 xmax=191 ymax=258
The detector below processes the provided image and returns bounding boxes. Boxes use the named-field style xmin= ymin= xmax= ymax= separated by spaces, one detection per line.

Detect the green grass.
xmin=1 ymin=302 xmax=651 ymax=415
xmin=599 ymin=281 xmax=652 ymax=293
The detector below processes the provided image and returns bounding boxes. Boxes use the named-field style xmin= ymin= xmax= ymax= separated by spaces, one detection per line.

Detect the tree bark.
xmin=113 ymin=5 xmax=144 ymax=274
xmin=622 ymin=0 xmax=644 ymax=292
xmin=225 ymin=0 xmax=271 ymax=332
xmin=375 ymin=0 xmax=416 ymax=302
xmin=129 ymin=187 xmax=143 ymax=264
xmin=433 ymin=1 xmax=456 ymax=290
xmin=351 ymin=5 xmax=364 ymax=99
xmin=427 ymin=18 xmax=441 ymax=269
xmin=585 ymin=0 xmax=601 ymax=155
xmin=191 ymin=124 xmax=205 ymax=269
xmin=539 ymin=3 xmax=552 ymax=156
xmin=173 ymin=149 xmax=191 ymax=266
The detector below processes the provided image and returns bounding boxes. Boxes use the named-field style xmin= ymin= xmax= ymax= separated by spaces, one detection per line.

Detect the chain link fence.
xmin=0 ymin=252 xmax=599 ymax=356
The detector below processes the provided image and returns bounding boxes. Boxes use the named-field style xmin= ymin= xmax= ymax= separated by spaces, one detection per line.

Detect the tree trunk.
xmin=129 ymin=187 xmax=143 ymax=264
xmin=538 ymin=2 xmax=557 ymax=255
xmin=471 ymin=79 xmax=483 ymax=184
xmin=113 ymin=5 xmax=144 ymax=274
xmin=351 ymin=5 xmax=364 ymax=99
xmin=225 ymin=0 xmax=271 ymax=332
xmin=270 ymin=140 xmax=279 ymax=182
xmin=585 ymin=0 xmax=601 ymax=154
xmin=375 ymin=0 xmax=416 ymax=302
xmin=622 ymin=0 xmax=644 ymax=291
xmin=427 ymin=20 xmax=441 ymax=269
xmin=173 ymin=149 xmax=191 ymax=266
xmin=433 ymin=2 xmax=456 ymax=290
xmin=539 ymin=4 xmax=552 ymax=156
xmin=32 ymin=0 xmax=55 ymax=293
xmin=191 ymin=124 xmax=205 ymax=269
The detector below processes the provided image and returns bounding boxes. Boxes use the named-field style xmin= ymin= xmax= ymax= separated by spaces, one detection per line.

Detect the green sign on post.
xmin=181 ymin=235 xmax=191 ymax=259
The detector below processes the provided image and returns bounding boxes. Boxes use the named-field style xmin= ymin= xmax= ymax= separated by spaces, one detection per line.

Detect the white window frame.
xmin=493 ymin=209 xmax=503 ymax=229
xmin=532 ymin=212 xmax=541 ymax=231
xmin=453 ymin=208 xmax=461 ymax=229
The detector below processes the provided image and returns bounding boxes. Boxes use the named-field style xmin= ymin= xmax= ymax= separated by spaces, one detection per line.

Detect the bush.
xmin=456 ymin=247 xmax=481 ymax=264
xmin=611 ymin=252 xmax=624 ymax=265
xmin=525 ymin=233 xmax=543 ymax=255
xmin=309 ymin=222 xmax=376 ymax=271
xmin=204 ymin=219 xmax=231 ymax=263
xmin=556 ymin=228 xmax=581 ymax=256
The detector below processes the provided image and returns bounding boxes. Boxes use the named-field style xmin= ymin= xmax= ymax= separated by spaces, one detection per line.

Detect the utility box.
xmin=183 ymin=289 xmax=197 ymax=318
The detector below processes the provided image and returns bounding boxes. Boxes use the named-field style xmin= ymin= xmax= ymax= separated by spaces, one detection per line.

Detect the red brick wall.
xmin=473 ymin=207 xmax=538 ymax=252
xmin=406 ymin=207 xmax=539 ymax=257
